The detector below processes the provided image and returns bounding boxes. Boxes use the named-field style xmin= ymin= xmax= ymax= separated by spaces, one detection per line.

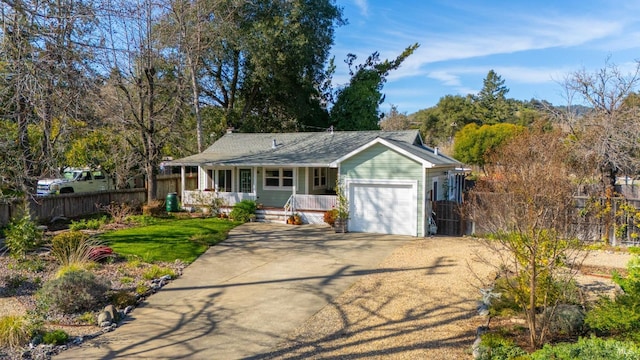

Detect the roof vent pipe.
xmin=434 ymin=147 xmax=439 ymax=156
xmin=272 ymin=139 xmax=277 ymax=149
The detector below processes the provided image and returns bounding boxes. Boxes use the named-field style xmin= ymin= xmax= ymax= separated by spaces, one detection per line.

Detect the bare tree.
xmin=0 ymin=0 xmax=99 ymax=193
xmin=467 ymin=126 xmax=591 ymax=348
xmin=560 ymin=60 xmax=640 ymax=193
xmin=98 ymin=0 xmax=186 ymax=203
xmin=379 ymin=105 xmax=411 ymax=131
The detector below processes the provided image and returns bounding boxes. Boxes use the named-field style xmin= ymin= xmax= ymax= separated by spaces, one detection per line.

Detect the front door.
xmin=239 ymin=169 xmax=252 ymax=193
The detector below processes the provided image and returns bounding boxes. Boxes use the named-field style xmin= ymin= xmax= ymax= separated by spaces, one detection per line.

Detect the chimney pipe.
xmin=434 ymin=147 xmax=439 ymax=156
xmin=272 ymin=139 xmax=277 ymax=149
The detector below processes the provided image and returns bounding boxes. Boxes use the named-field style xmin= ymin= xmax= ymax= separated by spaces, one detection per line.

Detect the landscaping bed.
xmin=0 ymin=215 xmax=238 ymax=359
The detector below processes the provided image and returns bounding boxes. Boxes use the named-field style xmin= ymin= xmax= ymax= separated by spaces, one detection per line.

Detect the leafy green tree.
xmin=158 ymin=0 xmax=344 ymax=134
xmin=453 ymin=123 xmax=524 ymax=170
xmin=331 ymin=43 xmax=419 ymax=130
xmin=417 ymin=94 xmax=477 ymax=146
xmin=474 ymin=70 xmax=514 ymax=124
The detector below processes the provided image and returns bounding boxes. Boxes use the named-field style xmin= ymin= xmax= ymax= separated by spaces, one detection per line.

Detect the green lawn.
xmin=99 ymin=217 xmax=241 ymax=263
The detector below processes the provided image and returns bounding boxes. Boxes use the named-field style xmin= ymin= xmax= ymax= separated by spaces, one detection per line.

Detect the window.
xmin=217 ymin=170 xmax=232 ymax=192
xmin=313 ymin=168 xmax=327 ymax=189
xmin=263 ymin=168 xmax=294 ymax=189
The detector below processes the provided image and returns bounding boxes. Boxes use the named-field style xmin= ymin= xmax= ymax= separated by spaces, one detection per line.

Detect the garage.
xmin=348 ymin=181 xmax=417 ymax=236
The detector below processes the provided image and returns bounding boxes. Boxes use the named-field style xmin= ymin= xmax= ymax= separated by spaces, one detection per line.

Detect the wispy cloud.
xmin=352 ymin=0 xmax=368 ymax=17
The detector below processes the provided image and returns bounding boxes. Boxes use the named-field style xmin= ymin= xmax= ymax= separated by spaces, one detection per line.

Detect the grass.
xmin=98 ymin=217 xmax=240 ymax=263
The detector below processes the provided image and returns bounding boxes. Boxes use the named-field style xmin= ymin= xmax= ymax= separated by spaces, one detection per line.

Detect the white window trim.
xmin=313 ymin=167 xmax=328 ymax=190
xmin=263 ymin=167 xmax=294 ymax=191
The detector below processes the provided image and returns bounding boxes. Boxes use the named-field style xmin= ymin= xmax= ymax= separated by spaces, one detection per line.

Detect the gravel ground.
xmin=266 ymin=237 xmax=496 ymax=359
xmin=266 ymin=237 xmax=633 ymax=360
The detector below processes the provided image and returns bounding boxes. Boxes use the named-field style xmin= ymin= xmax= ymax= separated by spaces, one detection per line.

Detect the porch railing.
xmin=182 ymin=190 xmax=256 ymax=207
xmin=291 ymin=194 xmax=337 ymax=211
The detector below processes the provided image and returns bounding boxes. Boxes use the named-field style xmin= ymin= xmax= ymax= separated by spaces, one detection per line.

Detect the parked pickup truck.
xmin=37 ymin=168 xmax=113 ymax=196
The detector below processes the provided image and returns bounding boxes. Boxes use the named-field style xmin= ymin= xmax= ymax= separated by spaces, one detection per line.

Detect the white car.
xmin=37 ymin=168 xmax=113 ymax=196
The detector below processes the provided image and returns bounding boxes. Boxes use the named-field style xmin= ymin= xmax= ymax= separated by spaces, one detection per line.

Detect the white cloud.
xmin=352 ymin=0 xmax=368 ymax=17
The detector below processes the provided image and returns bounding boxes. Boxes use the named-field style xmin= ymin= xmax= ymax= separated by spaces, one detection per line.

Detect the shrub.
xmin=3 ymin=274 xmax=28 ymax=291
xmin=142 ymin=200 xmax=164 ymax=216
xmin=585 ymin=256 xmax=640 ymax=339
xmin=37 ymin=270 xmax=109 ymax=314
xmin=42 ymin=329 xmax=69 ymax=345
xmin=100 ymin=201 xmax=137 ymax=224
xmin=323 ymin=209 xmax=337 ymax=226
xmin=77 ymin=312 xmax=96 ymax=325
xmin=229 ymin=200 xmax=257 ymax=222
xmin=109 ymin=290 xmax=138 ymax=308
xmin=544 ymin=304 xmax=586 ymax=339
xmin=136 ymin=283 xmax=151 ymax=296
xmin=69 ymin=216 xmax=108 ymax=231
xmin=125 ymin=214 xmax=159 ymax=226
xmin=4 ymin=214 xmax=43 ymax=259
xmin=50 ymin=231 xmax=113 ymax=268
xmin=475 ymin=333 xmax=528 ymax=360
xmin=0 ymin=315 xmax=35 ymax=349
xmin=142 ymin=265 xmax=176 ymax=280
xmin=531 ymin=336 xmax=640 ymax=360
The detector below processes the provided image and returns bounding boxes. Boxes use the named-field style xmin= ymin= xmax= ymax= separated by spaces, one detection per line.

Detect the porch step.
xmin=255 ymin=209 xmax=287 ymax=223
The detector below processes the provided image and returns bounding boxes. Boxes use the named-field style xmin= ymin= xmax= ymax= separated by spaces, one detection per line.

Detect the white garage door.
xmin=349 ymin=182 xmax=417 ymax=236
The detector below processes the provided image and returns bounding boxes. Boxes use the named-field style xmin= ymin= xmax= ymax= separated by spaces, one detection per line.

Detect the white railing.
xmin=291 ymin=194 xmax=337 ymax=211
xmin=183 ymin=190 xmax=256 ymax=207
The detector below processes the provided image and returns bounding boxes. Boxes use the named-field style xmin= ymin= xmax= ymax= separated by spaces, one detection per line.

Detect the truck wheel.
xmin=59 ymin=187 xmax=74 ymax=194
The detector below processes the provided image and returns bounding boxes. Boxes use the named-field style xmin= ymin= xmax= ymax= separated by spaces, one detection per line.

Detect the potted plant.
xmin=323 ymin=209 xmax=338 ymax=227
xmin=334 ymin=179 xmax=349 ymax=233
xmin=293 ymin=213 xmax=303 ymax=225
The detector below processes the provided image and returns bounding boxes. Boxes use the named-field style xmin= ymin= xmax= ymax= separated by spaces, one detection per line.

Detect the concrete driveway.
xmin=59 ymin=223 xmax=413 ymax=359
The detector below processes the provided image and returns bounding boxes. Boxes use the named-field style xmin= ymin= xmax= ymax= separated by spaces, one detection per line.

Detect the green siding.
xmin=255 ymin=167 xmax=297 ymax=207
xmin=341 ymin=143 xmax=425 ymax=236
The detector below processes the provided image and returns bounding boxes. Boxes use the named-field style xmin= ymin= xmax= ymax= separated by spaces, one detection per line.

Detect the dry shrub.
xmin=0 ymin=315 xmax=35 ymax=349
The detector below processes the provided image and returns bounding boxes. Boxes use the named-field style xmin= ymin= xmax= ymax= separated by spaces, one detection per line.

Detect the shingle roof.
xmin=169 ymin=130 xmax=461 ymax=167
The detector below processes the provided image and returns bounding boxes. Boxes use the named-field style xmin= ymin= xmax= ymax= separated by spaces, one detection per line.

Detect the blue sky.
xmin=330 ymin=0 xmax=640 ymax=114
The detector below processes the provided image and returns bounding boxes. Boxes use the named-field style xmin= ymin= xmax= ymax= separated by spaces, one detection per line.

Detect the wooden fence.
xmin=0 ymin=174 xmax=199 ymax=227
xmin=467 ymin=195 xmax=640 ymax=246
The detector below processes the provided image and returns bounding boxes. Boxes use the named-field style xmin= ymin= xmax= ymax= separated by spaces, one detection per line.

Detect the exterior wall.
xmin=340 ymin=143 xmax=425 ymax=236
xmin=255 ymin=167 xmax=296 ymax=208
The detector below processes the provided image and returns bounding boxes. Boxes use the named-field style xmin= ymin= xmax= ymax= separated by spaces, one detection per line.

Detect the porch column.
xmin=180 ymin=166 xmax=186 ymax=198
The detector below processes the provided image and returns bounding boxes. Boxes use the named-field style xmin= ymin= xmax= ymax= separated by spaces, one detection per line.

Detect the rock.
xmin=160 ymin=274 xmax=172 ymax=281
xmin=104 ymin=304 xmax=119 ymax=322
xmin=124 ymin=305 xmax=134 ymax=315
xmin=97 ymin=311 xmax=112 ymax=325
xmin=99 ymin=321 xmax=112 ymax=328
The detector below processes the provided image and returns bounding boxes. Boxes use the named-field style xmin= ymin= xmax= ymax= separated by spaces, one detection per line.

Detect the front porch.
xmin=182 ymin=190 xmax=337 ymax=224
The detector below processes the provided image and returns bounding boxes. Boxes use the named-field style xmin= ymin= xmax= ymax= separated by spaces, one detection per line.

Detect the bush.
xmin=125 ymin=214 xmax=159 ymax=226
xmin=37 ymin=270 xmax=109 ymax=314
xmin=69 ymin=216 xmax=108 ymax=231
xmin=100 ymin=201 xmax=137 ymax=224
xmin=4 ymin=214 xmax=43 ymax=259
xmin=229 ymin=200 xmax=257 ymax=222
xmin=585 ymin=256 xmax=640 ymax=339
xmin=475 ymin=333 xmax=528 ymax=360
xmin=531 ymin=336 xmax=640 ymax=360
xmin=50 ymin=231 xmax=112 ymax=268
xmin=42 ymin=329 xmax=69 ymax=345
xmin=0 ymin=315 xmax=35 ymax=349
xmin=142 ymin=265 xmax=176 ymax=280
xmin=544 ymin=304 xmax=585 ymax=339
xmin=323 ymin=209 xmax=337 ymax=226
xmin=109 ymin=289 xmax=138 ymax=308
